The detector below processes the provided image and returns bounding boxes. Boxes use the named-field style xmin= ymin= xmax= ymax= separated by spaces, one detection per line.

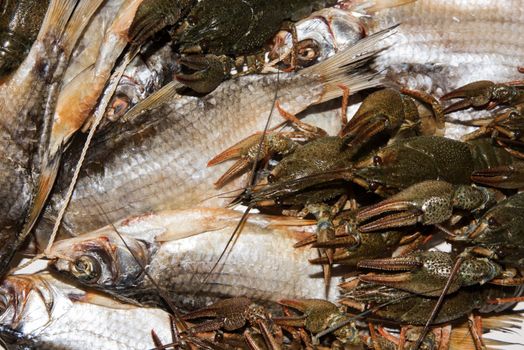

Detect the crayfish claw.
xmin=358 ymin=251 xmax=502 ymax=297
xmin=176 ymin=54 xmax=234 ymax=93
xmin=275 ymin=299 xmax=361 ymax=345
xmin=213 ymin=158 xmax=252 ymax=188
xmin=357 ymin=180 xmax=495 ymax=232
xmin=311 ymin=234 xmax=359 ymax=248
xmin=275 ymin=299 xmax=339 ymax=332
xmin=208 ymin=133 xmax=265 ymax=166
xmin=357 ymin=180 xmax=456 ymax=232
xmin=357 ymin=251 xmax=459 ymax=297
xmin=441 ymin=80 xmax=496 ymax=113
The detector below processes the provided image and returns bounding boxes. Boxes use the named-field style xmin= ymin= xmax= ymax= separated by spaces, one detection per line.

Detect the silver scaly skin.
xmin=48 ymin=208 xmax=338 ymax=310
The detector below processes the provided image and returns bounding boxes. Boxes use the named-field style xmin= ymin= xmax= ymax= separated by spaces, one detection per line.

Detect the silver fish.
xmin=0 ymin=273 xmax=173 ymax=349
xmin=48 ymin=208 xmax=338 ymax=310
xmin=373 ymin=0 xmax=524 ymax=92
xmin=298 ymin=0 xmax=524 ymax=140
xmin=34 ymin=30 xmax=391 ymax=242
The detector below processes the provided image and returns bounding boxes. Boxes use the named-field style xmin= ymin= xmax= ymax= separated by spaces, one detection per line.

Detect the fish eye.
xmin=296 ymin=39 xmax=320 ymax=66
xmin=373 ymin=155 xmax=383 ymax=166
xmin=267 ymin=173 xmax=276 ymax=183
xmin=70 ymin=255 xmax=101 ymax=283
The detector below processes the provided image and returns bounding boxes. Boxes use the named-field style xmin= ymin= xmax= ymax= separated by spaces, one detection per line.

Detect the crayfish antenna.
xmin=412 ymin=256 xmax=465 ymax=350
xmin=195 ymin=69 xmax=284 ymax=294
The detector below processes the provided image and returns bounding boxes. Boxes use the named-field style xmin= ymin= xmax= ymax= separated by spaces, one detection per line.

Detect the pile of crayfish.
xmin=186 ymin=79 xmax=524 ymax=349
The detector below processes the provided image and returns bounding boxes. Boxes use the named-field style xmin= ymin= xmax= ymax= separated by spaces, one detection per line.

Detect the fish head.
xmin=48 ymin=229 xmax=151 ymax=290
xmin=0 ymin=274 xmax=73 ymax=343
xmin=269 ymin=8 xmax=365 ymax=69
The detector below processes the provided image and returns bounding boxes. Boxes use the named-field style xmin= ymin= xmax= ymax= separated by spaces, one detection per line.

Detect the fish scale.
xmin=374 ymin=0 xmax=524 ymax=94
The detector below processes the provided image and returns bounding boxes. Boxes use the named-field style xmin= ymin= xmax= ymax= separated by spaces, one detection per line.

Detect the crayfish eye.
xmin=70 ymin=255 xmax=101 ymax=283
xmin=368 ymin=181 xmax=379 ymax=192
xmin=493 ymin=86 xmax=513 ymax=101
xmin=373 ymin=155 xmax=383 ymax=166
xmin=487 ymin=217 xmax=499 ymax=229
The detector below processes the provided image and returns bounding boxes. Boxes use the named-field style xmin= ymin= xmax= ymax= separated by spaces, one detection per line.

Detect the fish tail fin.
xmin=356 ymin=0 xmax=416 ymax=14
xmin=449 ymin=314 xmax=523 ymax=349
xmin=303 ymin=24 xmax=399 ymax=104
xmin=18 ymin=151 xmax=62 ymax=245
xmin=36 ymin=0 xmax=78 ymax=42
xmin=60 ymin=0 xmax=106 ymax=55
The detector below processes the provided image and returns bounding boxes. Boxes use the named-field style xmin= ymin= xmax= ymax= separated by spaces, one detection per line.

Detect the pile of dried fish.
xmin=1 ymin=0 xmax=524 ymax=349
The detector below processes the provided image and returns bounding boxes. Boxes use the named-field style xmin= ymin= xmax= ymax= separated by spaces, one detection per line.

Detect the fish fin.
xmin=60 ymin=0 xmax=106 ymax=55
xmin=357 ymin=0 xmax=416 ymax=14
xmin=481 ymin=313 xmax=523 ymax=331
xmin=302 ymin=25 xmax=399 ymax=104
xmin=154 ymin=212 xmax=316 ymax=242
xmin=36 ymin=0 xmax=79 ymax=42
xmin=122 ymin=80 xmax=184 ymax=123
xmin=449 ymin=315 xmax=523 ymax=349
xmin=153 ymin=208 xmax=242 ymax=242
xmin=18 ymin=151 xmax=62 ymax=246
xmin=78 ymin=290 xmax=144 ymax=309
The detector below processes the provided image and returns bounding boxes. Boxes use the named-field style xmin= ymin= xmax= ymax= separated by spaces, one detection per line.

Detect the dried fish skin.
xmin=48 ymin=208 xmax=337 ymax=310
xmin=372 ymin=0 xmax=524 ymax=95
xmin=0 ymin=274 xmax=172 ymax=349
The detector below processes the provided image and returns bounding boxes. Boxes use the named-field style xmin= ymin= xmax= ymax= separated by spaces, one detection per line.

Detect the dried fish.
xmin=35 ymin=30 xmax=391 ymax=240
xmin=48 ymin=208 xmax=337 ymax=309
xmin=371 ymin=0 xmax=524 ymax=139
xmin=0 ymin=0 xmax=104 ymax=275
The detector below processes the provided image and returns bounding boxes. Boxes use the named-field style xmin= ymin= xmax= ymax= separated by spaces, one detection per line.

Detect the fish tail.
xmin=356 ymin=0 xmax=416 ymax=14
xmin=18 ymin=151 xmax=62 ymax=245
xmin=303 ymin=25 xmax=399 ymax=104
xmin=36 ymin=0 xmax=78 ymax=43
xmin=60 ymin=0 xmax=106 ymax=55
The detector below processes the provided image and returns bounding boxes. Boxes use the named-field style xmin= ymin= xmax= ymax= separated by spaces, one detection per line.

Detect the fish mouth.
xmin=48 ymin=257 xmax=71 ymax=274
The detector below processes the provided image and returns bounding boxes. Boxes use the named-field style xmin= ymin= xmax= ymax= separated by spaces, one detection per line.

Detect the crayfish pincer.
xmin=442 ymin=80 xmax=524 ymax=114
xmin=342 ymin=88 xmax=444 ymax=158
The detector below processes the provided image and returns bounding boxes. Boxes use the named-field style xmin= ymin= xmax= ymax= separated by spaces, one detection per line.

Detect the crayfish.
xmin=128 ymin=0 xmax=341 ymax=93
